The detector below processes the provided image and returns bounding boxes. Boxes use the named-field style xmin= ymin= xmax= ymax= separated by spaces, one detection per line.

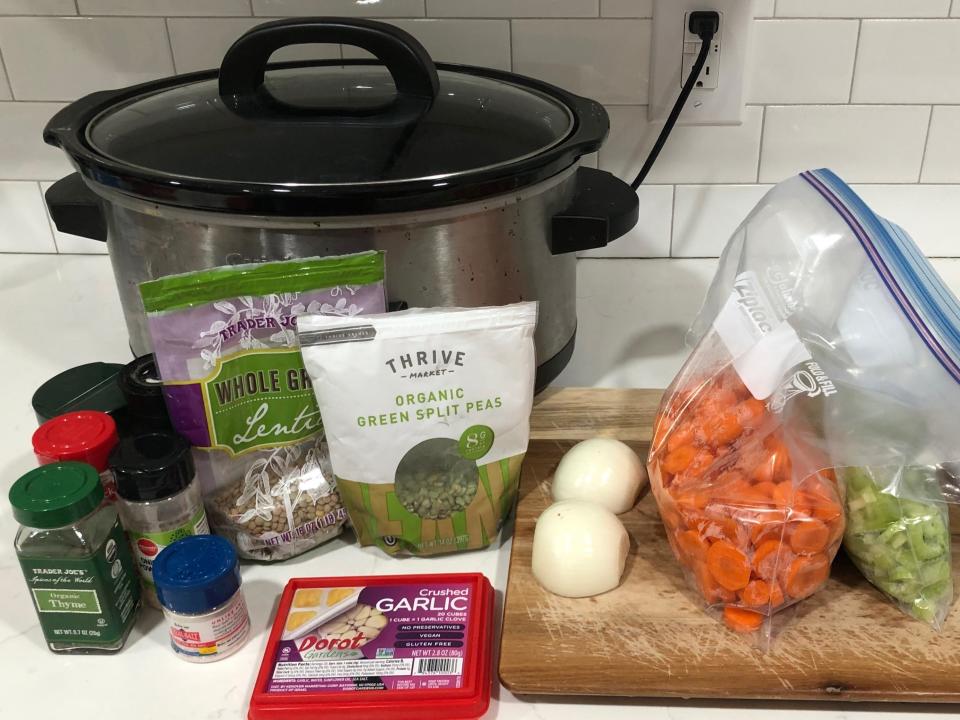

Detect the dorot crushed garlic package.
xmin=298 ymin=303 xmax=537 ymax=556
xmin=249 ymin=574 xmax=494 ymax=720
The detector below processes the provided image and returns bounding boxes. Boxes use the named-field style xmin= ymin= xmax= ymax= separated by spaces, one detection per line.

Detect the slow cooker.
xmin=43 ymin=17 xmax=638 ymax=389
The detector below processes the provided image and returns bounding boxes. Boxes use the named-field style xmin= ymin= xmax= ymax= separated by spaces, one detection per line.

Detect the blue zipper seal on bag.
xmin=801 ymin=168 xmax=960 ymax=385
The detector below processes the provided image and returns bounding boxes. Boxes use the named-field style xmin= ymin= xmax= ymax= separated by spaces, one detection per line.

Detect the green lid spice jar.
xmin=10 ymin=462 xmax=141 ymax=653
xmin=110 ymin=432 xmax=209 ymax=609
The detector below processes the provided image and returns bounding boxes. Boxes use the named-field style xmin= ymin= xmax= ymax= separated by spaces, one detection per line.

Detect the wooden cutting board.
xmin=501 ymin=388 xmax=960 ymax=702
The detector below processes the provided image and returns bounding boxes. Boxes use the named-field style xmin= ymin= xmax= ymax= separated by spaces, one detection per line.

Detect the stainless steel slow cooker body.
xmin=43 ymin=17 xmax=639 ymax=389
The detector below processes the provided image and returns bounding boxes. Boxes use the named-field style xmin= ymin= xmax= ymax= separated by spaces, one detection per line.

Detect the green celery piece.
xmin=921 ymin=559 xmax=951 ymax=586
xmin=912 ymin=597 xmax=938 ymax=623
xmin=907 ymin=522 xmax=944 ymax=561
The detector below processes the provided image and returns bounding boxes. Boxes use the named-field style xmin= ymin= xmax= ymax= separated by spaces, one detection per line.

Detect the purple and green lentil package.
xmin=139 ymin=252 xmax=386 ymax=561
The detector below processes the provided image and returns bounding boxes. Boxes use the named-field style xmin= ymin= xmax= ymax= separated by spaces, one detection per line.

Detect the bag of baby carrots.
xmin=649 ymin=169 xmax=960 ymax=641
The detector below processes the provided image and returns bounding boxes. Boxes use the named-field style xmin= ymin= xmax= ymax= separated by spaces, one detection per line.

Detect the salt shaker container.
xmin=152 ymin=535 xmax=251 ymax=662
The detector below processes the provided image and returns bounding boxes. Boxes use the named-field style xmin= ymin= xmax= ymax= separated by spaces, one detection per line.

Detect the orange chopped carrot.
xmin=772 ymin=481 xmax=794 ymax=507
xmin=704 ymin=410 xmax=743 ymax=446
xmin=667 ymin=423 xmax=696 ymax=453
xmin=676 ymin=529 xmax=709 ymax=562
xmin=735 ymin=397 xmax=767 ymax=428
xmin=784 ymin=553 xmax=830 ymax=599
xmin=749 ymin=519 xmax=785 ymax=546
xmin=788 ymin=518 xmax=830 ymax=554
xmin=739 ymin=579 xmax=771 ymax=607
xmin=706 ymin=540 xmax=751 ymax=591
xmin=687 ymin=449 xmax=717 ymax=476
xmin=723 ymin=606 xmax=764 ymax=633
xmin=694 ymin=561 xmax=736 ymax=604
xmin=768 ymin=581 xmax=785 ymax=608
xmin=752 ymin=539 xmax=785 ymax=580
xmin=662 ymin=444 xmax=696 ymax=474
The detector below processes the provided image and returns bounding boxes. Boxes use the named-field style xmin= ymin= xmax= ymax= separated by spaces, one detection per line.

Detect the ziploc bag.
xmin=648 ymin=169 xmax=960 ymax=640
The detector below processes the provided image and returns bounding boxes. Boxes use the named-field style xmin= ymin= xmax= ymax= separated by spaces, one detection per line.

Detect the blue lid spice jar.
xmin=152 ymin=535 xmax=251 ymax=662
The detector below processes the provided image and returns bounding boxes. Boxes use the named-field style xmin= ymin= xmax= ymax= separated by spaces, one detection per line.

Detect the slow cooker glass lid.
xmin=86 ymin=64 xmax=576 ymax=186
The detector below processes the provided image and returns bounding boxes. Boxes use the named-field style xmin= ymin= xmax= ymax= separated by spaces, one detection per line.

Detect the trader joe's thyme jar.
xmin=11 ymin=462 xmax=141 ymax=653
xmin=298 ymin=303 xmax=538 ymax=556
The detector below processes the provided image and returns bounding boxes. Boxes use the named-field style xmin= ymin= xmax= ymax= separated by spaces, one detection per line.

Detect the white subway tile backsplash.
xmin=78 ymin=1 xmax=252 ymax=15
xmin=597 ymin=0 xmax=772 ymax=18
xmin=852 ymin=184 xmax=960 ymax=257
xmin=0 ymin=102 xmax=73 ymax=180
xmin=748 ymin=20 xmax=858 ymax=104
xmin=168 ymin=18 xmax=342 ymax=73
xmin=930 ymin=259 xmax=960 ymax=297
xmin=921 ymin=106 xmax=960 ymax=183
xmin=578 ymin=185 xmax=672 ymax=258
xmin=556 ymin=258 xmax=719 ymax=388
xmin=600 ymin=105 xmax=763 ymax=184
xmin=253 ymin=0 xmax=425 ymax=16
xmin=599 ymin=0 xmax=651 ymax=17
xmin=0 ymin=18 xmax=173 ymax=102
xmin=341 ymin=19 xmax=510 ymax=70
xmin=754 ymin=0 xmax=775 ymax=16
xmin=39 ymin=181 xmax=109 ymax=255
xmin=0 ymin=0 xmax=75 ymax=14
xmin=0 ymin=182 xmax=55 ymax=253
xmin=954 ymin=0 xmax=960 ymax=17
xmin=852 ymin=20 xmax=960 ymax=103
xmin=512 ymin=19 xmax=650 ymax=104
xmin=760 ymin=105 xmax=930 ymax=183
xmin=776 ymin=0 xmax=950 ymax=18
xmin=672 ymin=184 xmax=772 ymax=257
xmin=428 ymin=0 xmax=597 ymax=17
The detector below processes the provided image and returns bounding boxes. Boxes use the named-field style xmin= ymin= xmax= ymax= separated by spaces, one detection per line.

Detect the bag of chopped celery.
xmin=297 ymin=303 xmax=537 ymax=556
xmin=648 ymin=169 xmax=960 ymax=642
xmin=842 ymin=467 xmax=952 ymax=627
xmin=139 ymin=252 xmax=386 ymax=561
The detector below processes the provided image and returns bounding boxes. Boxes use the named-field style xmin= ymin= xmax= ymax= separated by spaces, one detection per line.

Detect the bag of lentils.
xmin=140 ymin=252 xmax=386 ymax=561
xmin=298 ymin=302 xmax=537 ymax=556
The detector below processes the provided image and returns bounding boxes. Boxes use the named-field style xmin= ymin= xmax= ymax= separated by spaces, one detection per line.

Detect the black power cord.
xmin=631 ymin=11 xmax=720 ymax=190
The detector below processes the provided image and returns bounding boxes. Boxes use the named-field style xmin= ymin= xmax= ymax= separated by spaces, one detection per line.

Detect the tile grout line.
xmin=0 ymin=45 xmax=13 ymax=100
xmin=667 ymin=184 xmax=676 ymax=258
xmin=248 ymin=0 xmax=254 ymax=16
xmin=163 ymin=17 xmax=178 ymax=74
xmin=755 ymin=105 xmax=766 ymax=183
xmin=508 ymin=18 xmax=514 ymax=72
xmin=74 ymin=0 xmax=80 ymax=14
xmin=37 ymin=181 xmax=61 ymax=253
xmin=918 ymin=105 xmax=936 ymax=183
xmin=847 ymin=18 xmax=862 ymax=103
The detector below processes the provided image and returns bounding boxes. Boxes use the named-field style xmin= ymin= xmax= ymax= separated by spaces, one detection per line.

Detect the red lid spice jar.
xmin=249 ymin=573 xmax=494 ymax=720
xmin=33 ymin=411 xmax=120 ymax=501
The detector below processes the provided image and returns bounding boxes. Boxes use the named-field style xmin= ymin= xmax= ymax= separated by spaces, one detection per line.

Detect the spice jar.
xmin=32 ymin=411 xmax=120 ymax=501
xmin=152 ymin=534 xmax=251 ymax=663
xmin=10 ymin=462 xmax=141 ymax=654
xmin=111 ymin=431 xmax=209 ymax=608
xmin=116 ymin=354 xmax=173 ymax=435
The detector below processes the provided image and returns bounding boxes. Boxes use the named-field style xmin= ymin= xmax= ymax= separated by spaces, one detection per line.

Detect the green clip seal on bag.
xmin=140 ymin=252 xmax=386 ymax=561
xmin=298 ymin=302 xmax=537 ymax=556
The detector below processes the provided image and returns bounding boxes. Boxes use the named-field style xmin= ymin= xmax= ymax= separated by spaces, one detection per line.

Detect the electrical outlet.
xmin=681 ymin=11 xmax=721 ymax=90
xmin=649 ymin=0 xmax=754 ymax=125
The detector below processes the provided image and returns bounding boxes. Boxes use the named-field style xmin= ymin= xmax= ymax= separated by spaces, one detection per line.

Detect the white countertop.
xmin=1 ymin=253 xmax=955 ymax=720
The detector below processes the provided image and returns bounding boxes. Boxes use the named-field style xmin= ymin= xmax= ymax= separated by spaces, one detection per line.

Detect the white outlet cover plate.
xmin=649 ymin=0 xmax=755 ymax=125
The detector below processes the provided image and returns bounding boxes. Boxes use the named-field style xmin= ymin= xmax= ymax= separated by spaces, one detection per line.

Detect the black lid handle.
xmin=218 ymin=17 xmax=439 ymax=104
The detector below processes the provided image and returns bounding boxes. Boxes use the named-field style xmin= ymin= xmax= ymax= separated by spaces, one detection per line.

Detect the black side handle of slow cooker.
xmin=219 ymin=17 xmax=440 ymax=109
xmin=45 ymin=173 xmax=107 ymax=242
xmin=550 ymin=167 xmax=640 ymax=255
